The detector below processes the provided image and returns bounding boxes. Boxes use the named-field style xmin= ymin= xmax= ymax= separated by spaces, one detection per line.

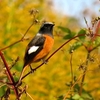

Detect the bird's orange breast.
xmin=33 ymin=34 xmax=54 ymax=62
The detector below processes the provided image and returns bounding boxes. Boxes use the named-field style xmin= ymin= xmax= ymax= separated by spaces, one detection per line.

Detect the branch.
xmin=0 ymin=51 xmax=19 ymax=100
xmin=0 ymin=19 xmax=37 ymax=51
xmin=0 ymin=37 xmax=29 ymax=51
xmin=63 ymin=72 xmax=86 ymax=100
xmin=79 ymin=51 xmax=90 ymax=95
xmin=70 ymin=52 xmax=74 ymax=84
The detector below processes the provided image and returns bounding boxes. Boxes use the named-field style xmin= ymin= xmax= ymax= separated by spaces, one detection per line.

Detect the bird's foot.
xmin=29 ymin=64 xmax=35 ymax=73
xmin=42 ymin=59 xmax=48 ymax=64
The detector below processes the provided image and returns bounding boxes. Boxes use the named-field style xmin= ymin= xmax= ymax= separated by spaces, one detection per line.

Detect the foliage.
xmin=56 ymin=17 xmax=100 ymax=100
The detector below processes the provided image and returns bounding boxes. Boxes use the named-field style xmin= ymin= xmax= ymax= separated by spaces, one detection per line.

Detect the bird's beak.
xmin=52 ymin=23 xmax=55 ymax=26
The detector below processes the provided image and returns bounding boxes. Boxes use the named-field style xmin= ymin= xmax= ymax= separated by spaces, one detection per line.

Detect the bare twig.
xmin=26 ymin=92 xmax=34 ymax=100
xmin=21 ymin=20 xmax=37 ymax=40
xmin=0 ymin=19 xmax=37 ymax=51
xmin=89 ymin=43 xmax=100 ymax=52
xmin=0 ymin=37 xmax=29 ymax=51
xmin=10 ymin=56 xmax=19 ymax=69
xmin=63 ymin=72 xmax=86 ymax=100
xmin=79 ymin=52 xmax=90 ymax=95
xmin=70 ymin=52 xmax=74 ymax=84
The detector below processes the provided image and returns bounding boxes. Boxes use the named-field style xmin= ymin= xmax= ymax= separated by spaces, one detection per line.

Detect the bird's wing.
xmin=24 ymin=35 xmax=46 ymax=66
xmin=28 ymin=35 xmax=45 ymax=47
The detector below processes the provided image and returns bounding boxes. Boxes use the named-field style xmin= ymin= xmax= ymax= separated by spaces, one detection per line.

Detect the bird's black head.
xmin=38 ymin=22 xmax=55 ymax=37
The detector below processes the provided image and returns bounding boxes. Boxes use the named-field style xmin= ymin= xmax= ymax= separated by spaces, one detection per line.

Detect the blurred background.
xmin=0 ymin=0 xmax=100 ymax=100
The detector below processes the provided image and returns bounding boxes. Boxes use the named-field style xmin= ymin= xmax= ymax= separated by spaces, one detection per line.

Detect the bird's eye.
xmin=44 ymin=24 xmax=50 ymax=28
xmin=44 ymin=25 xmax=48 ymax=28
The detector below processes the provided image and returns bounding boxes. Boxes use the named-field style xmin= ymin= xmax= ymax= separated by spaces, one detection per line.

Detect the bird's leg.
xmin=29 ymin=64 xmax=34 ymax=73
xmin=41 ymin=59 xmax=48 ymax=64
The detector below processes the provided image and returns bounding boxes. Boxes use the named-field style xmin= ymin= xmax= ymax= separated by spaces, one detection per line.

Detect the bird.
xmin=18 ymin=22 xmax=55 ymax=83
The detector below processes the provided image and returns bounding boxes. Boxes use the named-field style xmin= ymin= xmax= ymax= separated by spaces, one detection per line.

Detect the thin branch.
xmin=89 ymin=43 xmax=100 ymax=53
xmin=10 ymin=56 xmax=19 ymax=69
xmin=26 ymin=92 xmax=34 ymax=100
xmin=0 ymin=20 xmax=36 ymax=51
xmin=0 ymin=80 xmax=6 ymax=84
xmin=0 ymin=37 xmax=29 ymax=51
xmin=70 ymin=53 xmax=74 ymax=84
xmin=63 ymin=69 xmax=98 ymax=100
xmin=79 ymin=52 xmax=90 ymax=95
xmin=21 ymin=20 xmax=35 ymax=40
xmin=91 ymin=21 xmax=100 ymax=41
xmin=63 ymin=72 xmax=86 ymax=100
xmin=0 ymin=80 xmax=7 ymax=88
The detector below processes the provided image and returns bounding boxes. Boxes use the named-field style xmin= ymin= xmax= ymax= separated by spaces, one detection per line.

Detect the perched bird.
xmin=19 ymin=22 xmax=55 ymax=82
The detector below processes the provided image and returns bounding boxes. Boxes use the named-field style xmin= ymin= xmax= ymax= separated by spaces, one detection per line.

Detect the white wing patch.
xmin=36 ymin=33 xmax=42 ymax=36
xmin=28 ymin=46 xmax=39 ymax=54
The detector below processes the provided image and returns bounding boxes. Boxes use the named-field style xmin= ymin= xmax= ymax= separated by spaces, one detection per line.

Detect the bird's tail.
xmin=16 ymin=65 xmax=27 ymax=87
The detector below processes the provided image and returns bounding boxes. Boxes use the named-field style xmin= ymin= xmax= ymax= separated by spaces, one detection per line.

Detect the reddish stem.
xmin=92 ymin=21 xmax=100 ymax=41
xmin=0 ymin=51 xmax=19 ymax=100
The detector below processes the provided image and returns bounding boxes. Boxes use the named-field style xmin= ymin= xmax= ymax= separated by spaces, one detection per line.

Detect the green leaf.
xmin=58 ymin=26 xmax=76 ymax=39
xmin=81 ymin=89 xmax=94 ymax=100
xmin=74 ymin=83 xmax=80 ymax=92
xmin=63 ymin=34 xmax=73 ymax=39
xmin=63 ymin=32 xmax=76 ymax=39
xmin=69 ymin=42 xmax=82 ymax=53
xmin=0 ymin=85 xmax=6 ymax=97
xmin=78 ymin=29 xmax=86 ymax=41
xmin=72 ymin=94 xmax=84 ymax=100
xmin=73 ymin=42 xmax=82 ymax=50
xmin=57 ymin=95 xmax=64 ymax=100
xmin=82 ymin=93 xmax=93 ymax=100
xmin=58 ymin=26 xmax=71 ymax=33
xmin=72 ymin=94 xmax=80 ymax=99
